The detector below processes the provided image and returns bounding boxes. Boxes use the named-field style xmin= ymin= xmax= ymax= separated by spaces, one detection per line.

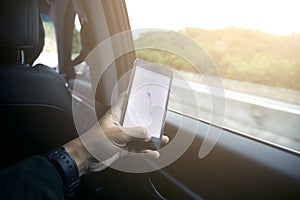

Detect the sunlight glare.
xmin=126 ymin=0 xmax=300 ymax=35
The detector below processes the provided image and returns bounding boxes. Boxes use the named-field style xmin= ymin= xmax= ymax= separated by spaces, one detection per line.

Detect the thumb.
xmin=110 ymin=92 xmax=127 ymax=121
xmin=120 ymin=126 xmax=149 ymax=142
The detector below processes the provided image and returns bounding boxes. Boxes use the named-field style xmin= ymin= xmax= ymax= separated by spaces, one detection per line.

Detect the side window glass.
xmin=34 ymin=14 xmax=58 ymax=68
xmin=125 ymin=0 xmax=300 ymax=152
xmin=72 ymin=14 xmax=82 ymax=61
xmin=72 ymin=14 xmax=90 ymax=79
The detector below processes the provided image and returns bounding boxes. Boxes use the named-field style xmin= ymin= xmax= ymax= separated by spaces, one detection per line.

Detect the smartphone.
xmin=121 ymin=59 xmax=173 ymax=149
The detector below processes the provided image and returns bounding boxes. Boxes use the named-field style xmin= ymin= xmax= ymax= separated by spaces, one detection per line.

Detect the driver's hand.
xmin=64 ymin=93 xmax=169 ymax=176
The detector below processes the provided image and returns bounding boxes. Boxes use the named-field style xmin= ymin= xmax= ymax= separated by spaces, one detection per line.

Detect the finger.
xmin=161 ymin=135 xmax=169 ymax=145
xmin=120 ymin=126 xmax=148 ymax=142
xmin=127 ymin=147 xmax=160 ymax=158
xmin=144 ymin=150 xmax=160 ymax=159
xmin=101 ymin=115 xmax=148 ymax=146
xmin=112 ymin=92 xmax=127 ymax=109
xmin=110 ymin=92 xmax=127 ymax=120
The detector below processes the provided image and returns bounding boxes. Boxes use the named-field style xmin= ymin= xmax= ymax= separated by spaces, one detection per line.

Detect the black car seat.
xmin=0 ymin=0 xmax=78 ymax=169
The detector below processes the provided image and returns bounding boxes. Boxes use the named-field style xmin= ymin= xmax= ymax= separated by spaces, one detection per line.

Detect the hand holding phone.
xmin=121 ymin=59 xmax=173 ymax=149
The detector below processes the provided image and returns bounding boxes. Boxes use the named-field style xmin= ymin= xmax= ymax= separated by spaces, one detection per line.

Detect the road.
xmin=169 ymin=78 xmax=300 ymax=152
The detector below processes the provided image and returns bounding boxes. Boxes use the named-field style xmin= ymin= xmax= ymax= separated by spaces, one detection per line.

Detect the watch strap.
xmin=45 ymin=147 xmax=80 ymax=198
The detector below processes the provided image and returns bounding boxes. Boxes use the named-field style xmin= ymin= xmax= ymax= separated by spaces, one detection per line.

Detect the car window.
xmin=71 ymin=14 xmax=91 ymax=79
xmin=34 ymin=14 xmax=58 ymax=68
xmin=125 ymin=0 xmax=300 ymax=152
xmin=72 ymin=15 xmax=81 ymax=61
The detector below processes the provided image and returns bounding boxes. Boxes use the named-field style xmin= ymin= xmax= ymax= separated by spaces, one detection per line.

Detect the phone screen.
xmin=122 ymin=65 xmax=172 ymax=139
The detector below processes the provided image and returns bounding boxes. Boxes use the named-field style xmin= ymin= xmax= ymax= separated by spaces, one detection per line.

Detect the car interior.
xmin=0 ymin=0 xmax=299 ymax=199
xmin=0 ymin=0 xmax=78 ymax=168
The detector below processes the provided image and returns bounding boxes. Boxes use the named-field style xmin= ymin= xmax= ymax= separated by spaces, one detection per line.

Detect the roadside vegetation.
xmin=135 ymin=27 xmax=300 ymax=91
xmin=43 ymin=18 xmax=300 ymax=91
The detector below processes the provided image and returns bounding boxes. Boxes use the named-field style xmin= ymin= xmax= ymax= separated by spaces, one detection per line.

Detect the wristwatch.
xmin=45 ymin=147 xmax=80 ymax=198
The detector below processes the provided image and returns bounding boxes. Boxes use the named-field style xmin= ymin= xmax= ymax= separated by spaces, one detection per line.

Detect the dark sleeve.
xmin=0 ymin=155 xmax=64 ymax=200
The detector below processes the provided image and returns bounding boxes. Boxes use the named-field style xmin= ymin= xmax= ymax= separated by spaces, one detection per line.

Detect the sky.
xmin=126 ymin=0 xmax=300 ymax=35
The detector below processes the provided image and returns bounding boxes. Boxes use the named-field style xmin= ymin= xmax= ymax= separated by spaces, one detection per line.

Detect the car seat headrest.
xmin=0 ymin=0 xmax=44 ymax=65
